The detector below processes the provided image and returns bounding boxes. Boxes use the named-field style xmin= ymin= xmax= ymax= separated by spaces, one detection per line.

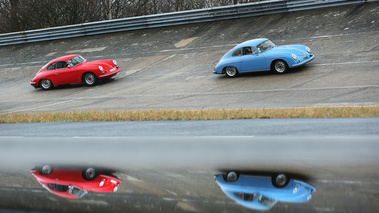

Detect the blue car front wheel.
xmin=272 ymin=173 xmax=289 ymax=188
xmin=272 ymin=60 xmax=288 ymax=74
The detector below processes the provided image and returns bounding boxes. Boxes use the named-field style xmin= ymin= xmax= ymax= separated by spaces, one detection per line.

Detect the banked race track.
xmin=0 ymin=3 xmax=378 ymax=113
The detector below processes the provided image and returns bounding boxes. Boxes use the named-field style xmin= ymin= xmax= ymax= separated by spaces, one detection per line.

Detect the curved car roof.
xmin=49 ymin=54 xmax=79 ymax=63
xmin=233 ymin=38 xmax=268 ymax=50
xmin=224 ymin=38 xmax=268 ymax=58
xmin=237 ymin=38 xmax=267 ymax=47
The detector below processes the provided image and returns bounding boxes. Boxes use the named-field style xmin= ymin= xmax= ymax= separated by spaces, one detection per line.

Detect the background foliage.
xmin=0 ymin=0 xmax=263 ymax=33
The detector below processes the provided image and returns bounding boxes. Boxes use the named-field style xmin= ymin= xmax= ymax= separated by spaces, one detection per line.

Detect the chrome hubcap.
xmin=226 ymin=172 xmax=237 ymax=182
xmin=275 ymin=174 xmax=287 ymax=186
xmin=275 ymin=61 xmax=286 ymax=73
xmin=85 ymin=74 xmax=95 ymax=85
xmin=41 ymin=165 xmax=52 ymax=175
xmin=41 ymin=79 xmax=51 ymax=89
xmin=86 ymin=168 xmax=96 ymax=179
xmin=225 ymin=67 xmax=237 ymax=77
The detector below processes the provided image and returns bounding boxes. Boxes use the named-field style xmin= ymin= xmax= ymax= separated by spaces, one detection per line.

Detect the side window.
xmin=56 ymin=61 xmax=68 ymax=69
xmin=47 ymin=63 xmax=56 ymax=70
xmin=242 ymin=47 xmax=253 ymax=55
xmin=233 ymin=192 xmax=243 ymax=200
xmin=251 ymin=47 xmax=258 ymax=55
xmin=232 ymin=48 xmax=242 ymax=57
xmin=68 ymin=59 xmax=74 ymax=67
xmin=244 ymin=193 xmax=256 ymax=201
xmin=56 ymin=184 xmax=69 ymax=192
xmin=48 ymin=183 xmax=56 ymax=190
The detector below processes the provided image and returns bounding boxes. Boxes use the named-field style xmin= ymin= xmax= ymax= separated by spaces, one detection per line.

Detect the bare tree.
xmin=0 ymin=0 xmax=268 ymax=33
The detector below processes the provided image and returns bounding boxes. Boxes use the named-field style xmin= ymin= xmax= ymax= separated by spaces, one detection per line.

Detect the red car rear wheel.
xmin=40 ymin=79 xmax=53 ymax=90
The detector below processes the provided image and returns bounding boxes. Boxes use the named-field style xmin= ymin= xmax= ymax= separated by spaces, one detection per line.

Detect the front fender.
xmin=267 ymin=54 xmax=296 ymax=69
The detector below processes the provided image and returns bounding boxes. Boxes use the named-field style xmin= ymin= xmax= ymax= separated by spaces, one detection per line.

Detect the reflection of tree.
xmin=0 ymin=0 xmax=265 ymax=33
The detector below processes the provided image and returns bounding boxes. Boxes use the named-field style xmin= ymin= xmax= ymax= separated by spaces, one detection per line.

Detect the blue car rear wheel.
xmin=225 ymin=171 xmax=239 ymax=182
xmin=224 ymin=66 xmax=239 ymax=78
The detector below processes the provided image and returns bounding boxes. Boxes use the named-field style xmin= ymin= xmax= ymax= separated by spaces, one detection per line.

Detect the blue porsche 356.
xmin=214 ymin=172 xmax=316 ymax=211
xmin=213 ymin=38 xmax=315 ymax=77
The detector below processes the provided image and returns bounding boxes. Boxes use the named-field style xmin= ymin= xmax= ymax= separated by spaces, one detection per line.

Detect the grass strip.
xmin=0 ymin=107 xmax=378 ymax=124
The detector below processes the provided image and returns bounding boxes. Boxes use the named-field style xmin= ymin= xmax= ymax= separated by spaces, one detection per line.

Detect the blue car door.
xmin=240 ymin=47 xmax=268 ymax=72
xmin=242 ymin=175 xmax=272 ymax=194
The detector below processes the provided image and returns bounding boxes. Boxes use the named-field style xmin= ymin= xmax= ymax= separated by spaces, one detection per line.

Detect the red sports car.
xmin=30 ymin=54 xmax=121 ymax=90
xmin=31 ymin=165 xmax=122 ymax=199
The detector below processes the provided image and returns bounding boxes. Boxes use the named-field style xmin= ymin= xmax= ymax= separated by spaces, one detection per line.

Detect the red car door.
xmin=54 ymin=61 xmax=79 ymax=85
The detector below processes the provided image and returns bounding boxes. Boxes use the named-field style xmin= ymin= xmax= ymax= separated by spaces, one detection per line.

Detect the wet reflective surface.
xmin=0 ymin=136 xmax=378 ymax=212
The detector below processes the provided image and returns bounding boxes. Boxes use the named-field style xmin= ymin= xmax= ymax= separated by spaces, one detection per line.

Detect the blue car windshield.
xmin=258 ymin=194 xmax=276 ymax=208
xmin=256 ymin=40 xmax=276 ymax=53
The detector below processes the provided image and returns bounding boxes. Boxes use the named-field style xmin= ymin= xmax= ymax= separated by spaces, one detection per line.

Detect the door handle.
xmin=55 ymin=73 xmax=58 ymax=75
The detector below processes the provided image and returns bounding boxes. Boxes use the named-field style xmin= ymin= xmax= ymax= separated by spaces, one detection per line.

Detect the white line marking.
xmin=9 ymin=99 xmax=75 ymax=113
xmin=314 ymin=207 xmax=335 ymax=212
xmin=66 ymin=47 xmax=107 ymax=54
xmin=164 ymin=189 xmax=178 ymax=196
xmin=312 ymin=60 xmax=379 ymax=66
xmin=0 ymin=61 xmax=46 ymax=67
xmin=316 ymin=180 xmax=379 ymax=185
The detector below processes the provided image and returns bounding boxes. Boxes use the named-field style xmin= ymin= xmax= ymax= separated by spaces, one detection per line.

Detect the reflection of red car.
xmin=30 ymin=54 xmax=121 ymax=90
xmin=31 ymin=165 xmax=122 ymax=199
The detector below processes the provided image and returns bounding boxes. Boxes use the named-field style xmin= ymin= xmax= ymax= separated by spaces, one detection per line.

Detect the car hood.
xmin=272 ymin=45 xmax=307 ymax=56
xmin=86 ymin=60 xmax=114 ymax=67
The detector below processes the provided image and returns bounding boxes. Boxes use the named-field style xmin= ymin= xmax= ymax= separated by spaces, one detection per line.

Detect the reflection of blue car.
xmin=213 ymin=38 xmax=315 ymax=77
xmin=214 ymin=172 xmax=316 ymax=211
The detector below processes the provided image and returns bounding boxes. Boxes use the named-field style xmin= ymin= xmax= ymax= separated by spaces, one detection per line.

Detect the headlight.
xmin=113 ymin=60 xmax=117 ymax=66
xmin=293 ymin=186 xmax=299 ymax=193
xmin=99 ymin=66 xmax=104 ymax=73
xmin=307 ymin=194 xmax=312 ymax=201
xmin=306 ymin=47 xmax=311 ymax=53
xmin=292 ymin=54 xmax=297 ymax=61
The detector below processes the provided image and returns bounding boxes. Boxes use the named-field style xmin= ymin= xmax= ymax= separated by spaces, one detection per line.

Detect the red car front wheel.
xmin=83 ymin=72 xmax=98 ymax=86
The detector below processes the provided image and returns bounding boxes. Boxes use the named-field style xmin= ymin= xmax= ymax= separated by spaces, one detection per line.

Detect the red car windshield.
xmin=68 ymin=55 xmax=87 ymax=67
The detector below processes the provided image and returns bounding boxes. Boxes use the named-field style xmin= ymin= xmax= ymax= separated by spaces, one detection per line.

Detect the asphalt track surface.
xmin=0 ymin=2 xmax=379 ymax=213
xmin=0 ymin=3 xmax=378 ymax=113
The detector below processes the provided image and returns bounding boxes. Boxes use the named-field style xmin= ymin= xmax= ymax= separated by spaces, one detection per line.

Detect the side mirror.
xmin=67 ymin=65 xmax=71 ymax=68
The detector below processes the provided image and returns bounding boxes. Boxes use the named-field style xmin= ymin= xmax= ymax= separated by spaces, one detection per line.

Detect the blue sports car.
xmin=214 ymin=172 xmax=316 ymax=211
xmin=213 ymin=38 xmax=315 ymax=77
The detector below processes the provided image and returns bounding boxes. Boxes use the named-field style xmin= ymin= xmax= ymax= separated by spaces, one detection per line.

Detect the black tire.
xmin=224 ymin=171 xmax=239 ymax=182
xmin=83 ymin=168 xmax=97 ymax=180
xmin=40 ymin=79 xmax=53 ymax=90
xmin=83 ymin=72 xmax=98 ymax=86
xmin=40 ymin=165 xmax=53 ymax=175
xmin=272 ymin=173 xmax=289 ymax=188
xmin=271 ymin=60 xmax=288 ymax=74
xmin=224 ymin=66 xmax=239 ymax=78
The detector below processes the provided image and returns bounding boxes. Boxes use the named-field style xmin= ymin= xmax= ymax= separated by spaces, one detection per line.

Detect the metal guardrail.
xmin=0 ymin=0 xmax=377 ymax=47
